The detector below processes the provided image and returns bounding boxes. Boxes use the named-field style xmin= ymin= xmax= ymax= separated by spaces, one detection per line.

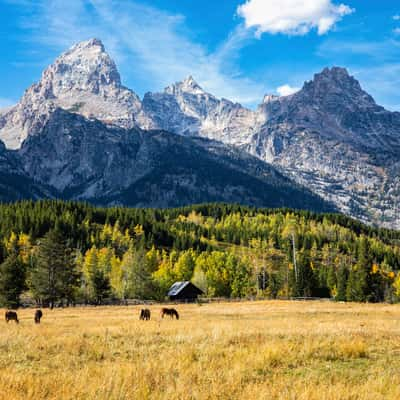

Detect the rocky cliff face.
xmin=1 ymin=39 xmax=399 ymax=227
xmin=252 ymin=68 xmax=400 ymax=227
xmin=142 ymin=76 xmax=261 ymax=146
xmin=7 ymin=108 xmax=331 ymax=211
xmin=0 ymin=140 xmax=54 ymax=201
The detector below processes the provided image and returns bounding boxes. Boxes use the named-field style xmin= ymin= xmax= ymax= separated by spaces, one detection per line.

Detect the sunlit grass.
xmin=1 ymin=301 xmax=400 ymax=399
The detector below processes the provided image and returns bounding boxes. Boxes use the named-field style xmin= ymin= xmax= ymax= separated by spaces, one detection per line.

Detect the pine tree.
xmin=91 ymin=269 xmax=111 ymax=305
xmin=336 ymin=263 xmax=348 ymax=301
xmin=346 ymin=266 xmax=364 ymax=302
xmin=353 ymin=236 xmax=370 ymax=302
xmin=0 ymin=252 xmax=26 ymax=309
xmin=30 ymin=230 xmax=78 ymax=308
xmin=295 ymin=251 xmax=316 ymax=297
xmin=327 ymin=264 xmax=337 ymax=295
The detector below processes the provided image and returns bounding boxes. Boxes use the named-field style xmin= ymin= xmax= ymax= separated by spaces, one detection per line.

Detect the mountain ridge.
xmin=1 ymin=107 xmax=333 ymax=211
xmin=0 ymin=38 xmax=399 ymax=228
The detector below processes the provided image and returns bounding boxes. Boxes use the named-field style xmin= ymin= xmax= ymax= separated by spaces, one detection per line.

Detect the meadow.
xmin=1 ymin=300 xmax=400 ymax=400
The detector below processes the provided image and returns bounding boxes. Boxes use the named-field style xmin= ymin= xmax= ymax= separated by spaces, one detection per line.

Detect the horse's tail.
xmin=175 ymin=310 xmax=179 ymax=320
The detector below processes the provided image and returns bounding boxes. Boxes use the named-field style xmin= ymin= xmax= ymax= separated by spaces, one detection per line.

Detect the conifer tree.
xmin=91 ymin=269 xmax=111 ymax=305
xmin=0 ymin=252 xmax=26 ymax=309
xmin=30 ymin=229 xmax=78 ymax=308
xmin=336 ymin=263 xmax=348 ymax=301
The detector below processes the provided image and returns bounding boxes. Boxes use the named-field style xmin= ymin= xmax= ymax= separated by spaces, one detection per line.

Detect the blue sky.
xmin=1 ymin=0 xmax=400 ymax=110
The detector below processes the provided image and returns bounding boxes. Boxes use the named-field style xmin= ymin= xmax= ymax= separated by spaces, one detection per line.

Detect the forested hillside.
xmin=0 ymin=201 xmax=400 ymax=307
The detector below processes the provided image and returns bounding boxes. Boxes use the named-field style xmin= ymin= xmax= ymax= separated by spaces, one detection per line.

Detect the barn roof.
xmin=168 ymin=281 xmax=190 ymax=296
xmin=167 ymin=281 xmax=203 ymax=296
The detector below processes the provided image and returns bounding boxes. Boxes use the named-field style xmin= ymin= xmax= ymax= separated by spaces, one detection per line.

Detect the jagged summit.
xmin=67 ymin=38 xmax=105 ymax=52
xmin=143 ymin=73 xmax=259 ymax=144
xmin=0 ymin=38 xmax=146 ymax=149
xmin=165 ymin=75 xmax=206 ymax=96
xmin=181 ymin=75 xmax=205 ymax=93
xmin=299 ymin=66 xmax=377 ymax=110
xmin=48 ymin=37 xmax=122 ymax=92
xmin=319 ymin=66 xmax=350 ymax=78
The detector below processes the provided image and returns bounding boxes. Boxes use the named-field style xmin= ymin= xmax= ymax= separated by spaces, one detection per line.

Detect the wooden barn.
xmin=167 ymin=281 xmax=204 ymax=302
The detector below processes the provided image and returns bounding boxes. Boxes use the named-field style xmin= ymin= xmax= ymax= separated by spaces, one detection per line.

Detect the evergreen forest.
xmin=0 ymin=200 xmax=400 ymax=308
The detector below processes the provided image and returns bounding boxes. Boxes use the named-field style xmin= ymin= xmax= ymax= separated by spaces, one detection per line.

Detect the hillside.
xmin=0 ymin=201 xmax=399 ymax=307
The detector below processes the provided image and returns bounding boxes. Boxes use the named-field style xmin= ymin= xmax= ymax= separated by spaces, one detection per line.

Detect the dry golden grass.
xmin=1 ymin=301 xmax=400 ymax=399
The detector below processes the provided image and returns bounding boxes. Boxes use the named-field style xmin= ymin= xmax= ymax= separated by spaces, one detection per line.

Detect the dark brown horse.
xmin=34 ymin=309 xmax=43 ymax=324
xmin=139 ymin=309 xmax=151 ymax=320
xmin=160 ymin=308 xmax=179 ymax=319
xmin=5 ymin=311 xmax=19 ymax=324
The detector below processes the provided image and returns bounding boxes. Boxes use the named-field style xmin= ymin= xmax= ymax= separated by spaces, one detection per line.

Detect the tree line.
xmin=0 ymin=200 xmax=400 ymax=308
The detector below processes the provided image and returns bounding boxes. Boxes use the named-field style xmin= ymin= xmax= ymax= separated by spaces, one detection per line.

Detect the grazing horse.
xmin=139 ymin=309 xmax=151 ymax=320
xmin=160 ymin=308 xmax=179 ymax=320
xmin=34 ymin=309 xmax=43 ymax=324
xmin=5 ymin=311 xmax=19 ymax=324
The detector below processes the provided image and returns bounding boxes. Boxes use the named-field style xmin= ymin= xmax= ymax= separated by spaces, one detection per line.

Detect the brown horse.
xmin=5 ymin=311 xmax=19 ymax=324
xmin=160 ymin=308 xmax=179 ymax=319
xmin=34 ymin=309 xmax=43 ymax=324
xmin=139 ymin=309 xmax=151 ymax=320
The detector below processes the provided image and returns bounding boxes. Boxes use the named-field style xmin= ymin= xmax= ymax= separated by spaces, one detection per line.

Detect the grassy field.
xmin=1 ymin=301 xmax=400 ymax=400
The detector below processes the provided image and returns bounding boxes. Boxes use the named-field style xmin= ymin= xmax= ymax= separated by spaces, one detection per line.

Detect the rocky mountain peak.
xmin=72 ymin=38 xmax=105 ymax=51
xmin=165 ymin=76 xmax=206 ymax=96
xmin=40 ymin=38 xmax=122 ymax=98
xmin=0 ymin=38 xmax=147 ymax=149
xmin=299 ymin=66 xmax=377 ymax=110
xmin=319 ymin=66 xmax=351 ymax=79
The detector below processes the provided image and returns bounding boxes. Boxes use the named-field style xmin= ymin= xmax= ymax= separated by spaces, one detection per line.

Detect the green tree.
xmin=336 ymin=263 xmax=348 ymax=301
xmin=346 ymin=266 xmax=364 ymax=302
xmin=30 ymin=230 xmax=78 ymax=308
xmin=174 ymin=249 xmax=196 ymax=281
xmin=91 ymin=269 xmax=111 ymax=305
xmin=123 ymin=246 xmax=155 ymax=300
xmin=0 ymin=252 xmax=26 ymax=309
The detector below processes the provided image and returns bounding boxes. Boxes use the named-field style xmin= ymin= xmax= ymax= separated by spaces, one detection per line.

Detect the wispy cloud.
xmin=10 ymin=0 xmax=268 ymax=106
xmin=317 ymin=38 xmax=400 ymax=61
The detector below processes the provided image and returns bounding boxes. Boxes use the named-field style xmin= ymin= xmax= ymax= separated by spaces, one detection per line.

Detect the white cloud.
xmin=394 ymin=28 xmax=400 ymax=35
xmin=10 ymin=0 xmax=268 ymax=107
xmin=277 ymin=84 xmax=300 ymax=96
xmin=393 ymin=15 xmax=400 ymax=21
xmin=237 ymin=0 xmax=354 ymax=37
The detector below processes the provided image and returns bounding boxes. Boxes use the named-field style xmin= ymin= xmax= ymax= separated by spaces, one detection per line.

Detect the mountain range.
xmin=1 ymin=38 xmax=399 ymax=227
